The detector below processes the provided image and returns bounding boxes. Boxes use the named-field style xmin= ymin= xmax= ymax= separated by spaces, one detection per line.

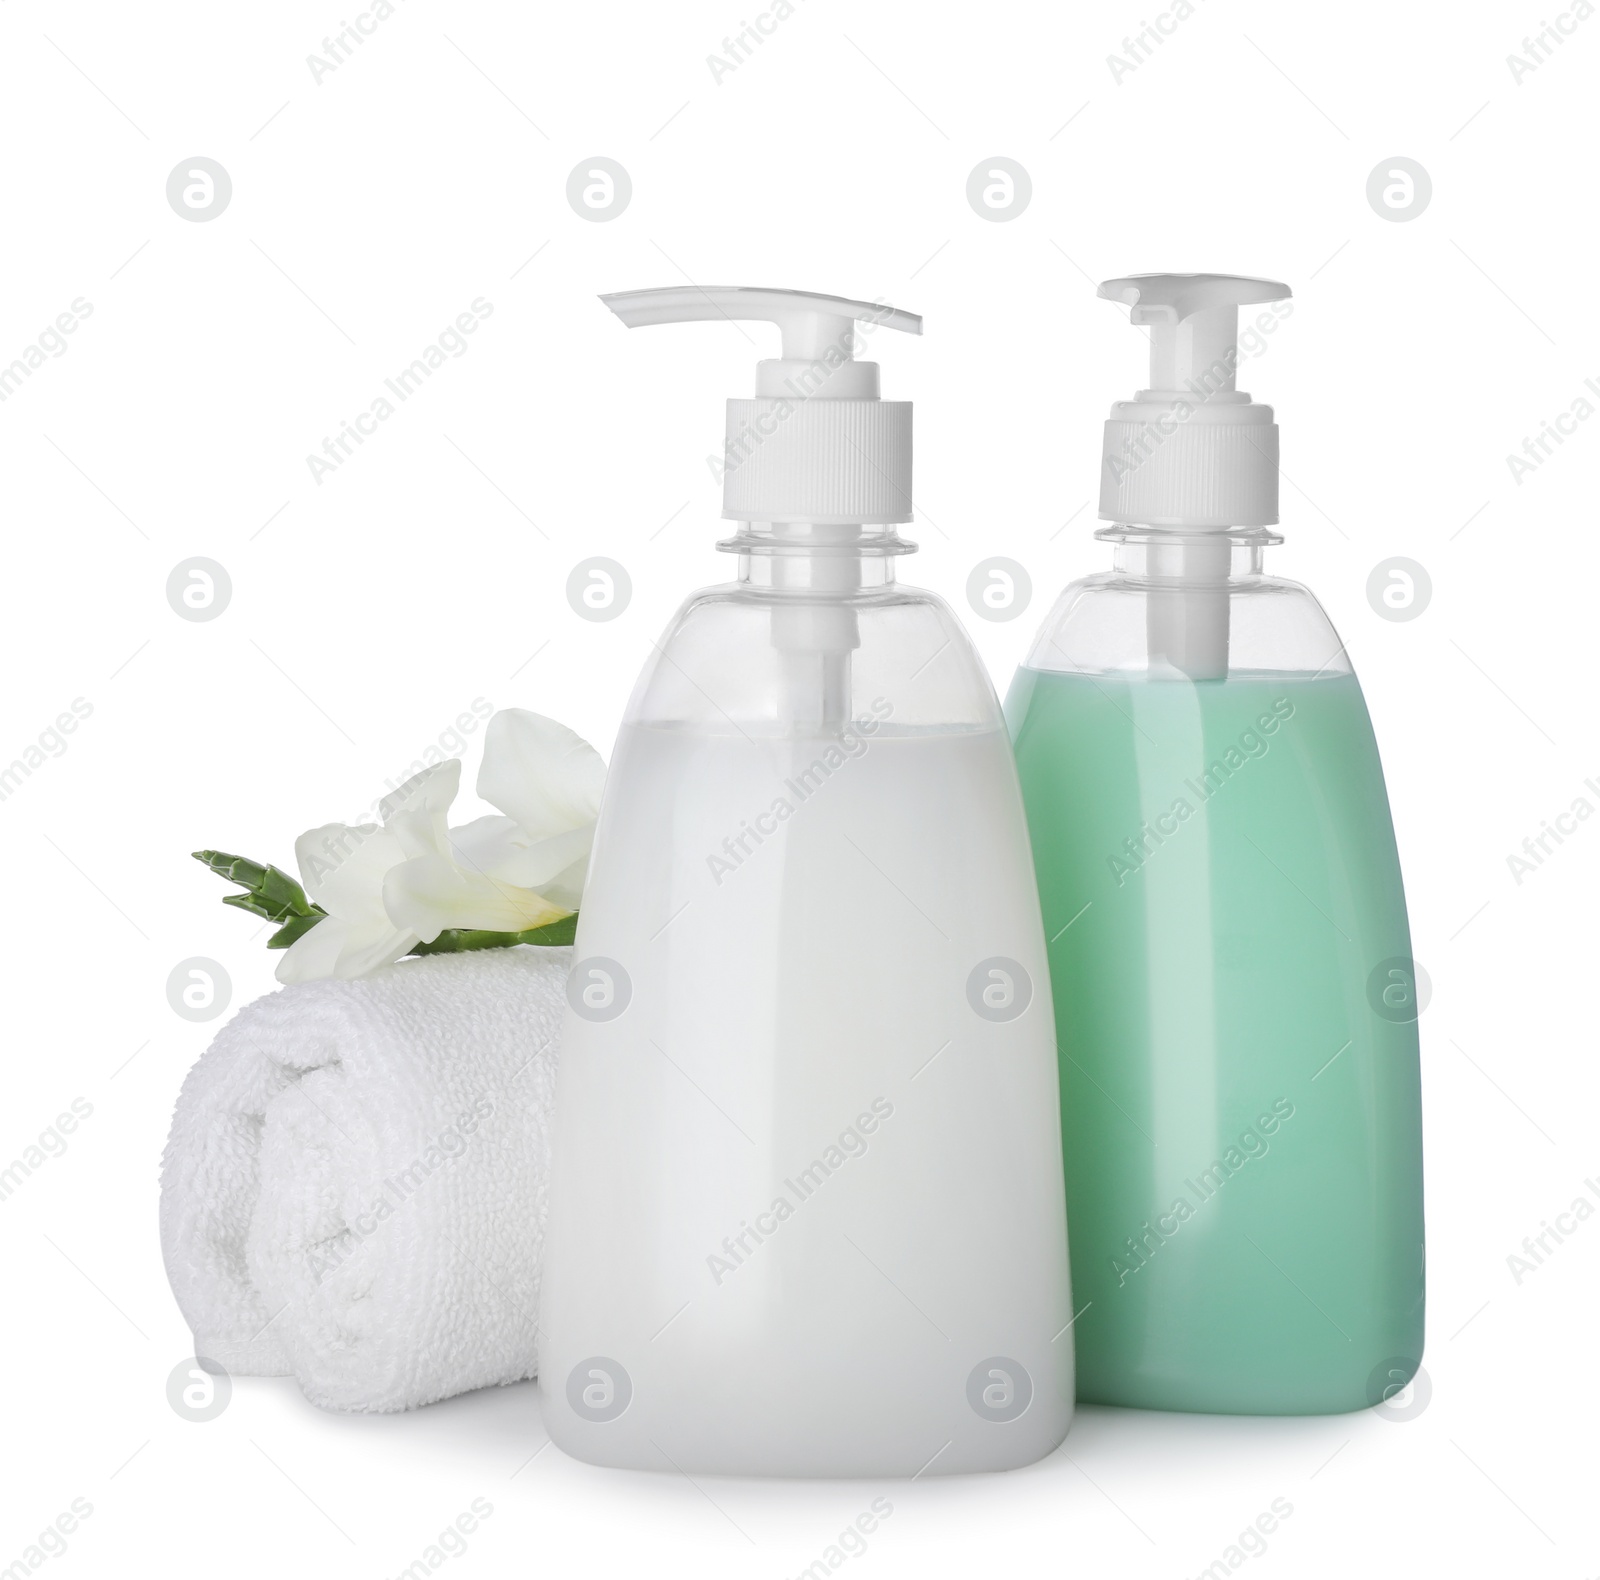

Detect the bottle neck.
xmin=1096 ymin=523 xmax=1281 ymax=585
xmin=1094 ymin=524 xmax=1284 ymax=681
xmin=720 ymin=521 xmax=914 ymax=592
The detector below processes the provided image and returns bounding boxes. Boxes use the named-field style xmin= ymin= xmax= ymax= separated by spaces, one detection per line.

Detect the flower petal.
xmin=379 ymin=760 xmax=461 ymax=860
xmin=333 ymin=924 xmax=422 ymax=979
xmin=449 ymin=813 xmax=525 ymax=878
xmin=538 ymin=852 xmax=590 ymax=913
xmin=294 ymin=823 xmax=408 ymax=923
xmin=490 ymin=824 xmax=595 ymax=892
xmin=448 ymin=813 xmax=592 ymax=902
xmin=274 ymin=914 xmax=418 ymax=984
xmin=382 ymin=853 xmax=568 ymax=944
xmin=477 ymin=710 xmax=605 ymax=842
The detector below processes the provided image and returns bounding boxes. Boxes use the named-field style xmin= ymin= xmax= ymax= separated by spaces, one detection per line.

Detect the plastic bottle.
xmin=538 ymin=287 xmax=1075 ymax=1474
xmin=1005 ymin=274 xmax=1425 ymax=1414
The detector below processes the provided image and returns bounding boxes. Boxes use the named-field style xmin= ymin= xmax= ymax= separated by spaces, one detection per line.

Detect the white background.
xmin=2 ymin=0 xmax=1595 ymax=1575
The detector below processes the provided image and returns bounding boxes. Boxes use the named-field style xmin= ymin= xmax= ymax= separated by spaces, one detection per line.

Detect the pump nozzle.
xmin=1095 ymin=273 xmax=1295 ymax=682
xmin=601 ymin=285 xmax=922 ymax=526
xmin=602 ymin=287 xmax=919 ymax=399
xmin=1096 ymin=271 xmax=1292 ymax=532
xmin=1098 ymin=274 xmax=1289 ymax=398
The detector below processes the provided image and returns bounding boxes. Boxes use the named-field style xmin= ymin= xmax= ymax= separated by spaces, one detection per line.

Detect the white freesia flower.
xmin=450 ymin=709 xmax=605 ymax=912
xmin=276 ymin=761 xmax=459 ymax=984
xmin=275 ymin=711 xmax=605 ymax=984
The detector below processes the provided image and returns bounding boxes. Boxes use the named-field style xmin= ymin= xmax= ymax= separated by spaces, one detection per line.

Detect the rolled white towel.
xmin=159 ymin=946 xmax=568 ymax=1412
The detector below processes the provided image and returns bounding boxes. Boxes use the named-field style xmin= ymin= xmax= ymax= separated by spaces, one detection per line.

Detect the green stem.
xmin=196 ymin=847 xmax=577 ymax=958
xmin=408 ymin=914 xmax=578 ymax=955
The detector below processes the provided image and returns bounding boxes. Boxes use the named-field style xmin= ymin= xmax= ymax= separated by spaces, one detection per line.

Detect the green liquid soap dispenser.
xmin=1004 ymin=273 xmax=1424 ymax=1415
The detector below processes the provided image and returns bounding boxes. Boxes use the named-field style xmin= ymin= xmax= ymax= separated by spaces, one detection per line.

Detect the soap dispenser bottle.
xmin=1006 ymin=274 xmax=1424 ymax=1415
xmin=538 ymin=288 xmax=1074 ymax=1475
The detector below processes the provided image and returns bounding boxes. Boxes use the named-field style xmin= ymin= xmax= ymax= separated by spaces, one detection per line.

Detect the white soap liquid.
xmin=538 ymin=719 xmax=1075 ymax=1475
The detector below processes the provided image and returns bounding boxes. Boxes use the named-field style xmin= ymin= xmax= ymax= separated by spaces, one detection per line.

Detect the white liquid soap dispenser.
xmin=537 ymin=287 xmax=1075 ymax=1476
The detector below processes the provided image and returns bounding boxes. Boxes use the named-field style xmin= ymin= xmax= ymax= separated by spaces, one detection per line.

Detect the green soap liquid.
xmin=1005 ymin=668 xmax=1425 ymax=1414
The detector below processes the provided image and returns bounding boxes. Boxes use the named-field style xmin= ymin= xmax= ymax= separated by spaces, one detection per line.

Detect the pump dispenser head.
xmin=1097 ymin=273 xmax=1291 ymax=530
xmin=601 ymin=287 xmax=921 ymax=525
